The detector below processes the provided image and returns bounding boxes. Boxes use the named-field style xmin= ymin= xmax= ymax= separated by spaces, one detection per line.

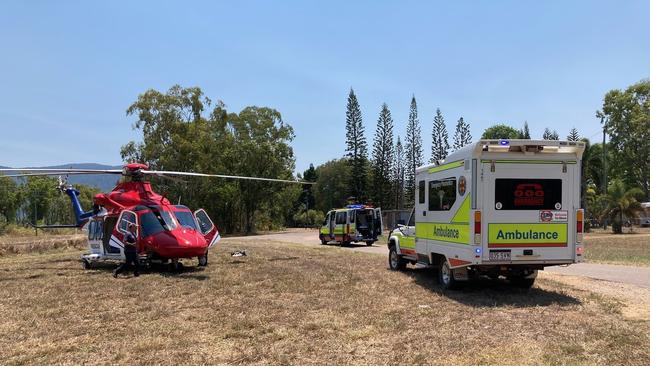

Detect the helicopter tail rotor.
xmin=56 ymin=175 xmax=71 ymax=193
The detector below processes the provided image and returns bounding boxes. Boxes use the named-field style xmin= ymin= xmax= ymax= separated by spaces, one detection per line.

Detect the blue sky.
xmin=0 ymin=1 xmax=648 ymax=173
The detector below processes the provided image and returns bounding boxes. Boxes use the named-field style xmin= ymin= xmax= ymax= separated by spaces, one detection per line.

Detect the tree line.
xmin=0 ymin=176 xmax=99 ymax=234
xmin=333 ymin=90 xmax=472 ymax=212
xmin=1 ymin=80 xmax=647 ymax=235
xmin=308 ymin=79 xmax=650 ymax=233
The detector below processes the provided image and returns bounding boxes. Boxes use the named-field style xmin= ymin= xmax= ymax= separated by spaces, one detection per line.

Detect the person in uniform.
xmin=113 ymin=223 xmax=140 ymax=278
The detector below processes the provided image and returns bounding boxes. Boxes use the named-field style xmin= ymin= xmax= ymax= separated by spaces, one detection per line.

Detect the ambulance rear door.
xmin=481 ymin=159 xmax=577 ymax=263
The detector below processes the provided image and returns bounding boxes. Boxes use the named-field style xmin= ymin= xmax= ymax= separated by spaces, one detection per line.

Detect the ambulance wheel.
xmin=366 ymin=241 xmax=374 ymax=246
xmin=82 ymin=259 xmax=91 ymax=270
xmin=198 ymin=253 xmax=208 ymax=267
xmin=388 ymin=246 xmax=406 ymax=271
xmin=438 ymin=259 xmax=460 ymax=290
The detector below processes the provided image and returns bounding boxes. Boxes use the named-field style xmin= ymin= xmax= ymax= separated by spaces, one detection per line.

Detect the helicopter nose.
xmin=175 ymin=229 xmax=207 ymax=247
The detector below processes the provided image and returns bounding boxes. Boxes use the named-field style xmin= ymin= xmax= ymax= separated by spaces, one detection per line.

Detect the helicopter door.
xmin=194 ymin=209 xmax=220 ymax=248
xmin=112 ymin=210 xmax=138 ymax=255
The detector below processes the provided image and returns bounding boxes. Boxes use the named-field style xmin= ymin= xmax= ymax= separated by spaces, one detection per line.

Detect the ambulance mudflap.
xmin=482 ymin=161 xmax=577 ymax=263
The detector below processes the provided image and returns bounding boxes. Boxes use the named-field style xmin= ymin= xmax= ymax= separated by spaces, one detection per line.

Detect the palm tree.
xmin=600 ymin=179 xmax=644 ymax=234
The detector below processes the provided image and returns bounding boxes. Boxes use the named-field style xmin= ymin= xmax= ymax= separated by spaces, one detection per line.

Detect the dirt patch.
xmin=0 ymin=239 xmax=648 ymax=365
xmin=540 ymin=271 xmax=650 ymax=321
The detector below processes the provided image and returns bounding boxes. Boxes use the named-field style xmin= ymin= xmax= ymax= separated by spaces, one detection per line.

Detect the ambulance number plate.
xmin=489 ymin=250 xmax=511 ymax=261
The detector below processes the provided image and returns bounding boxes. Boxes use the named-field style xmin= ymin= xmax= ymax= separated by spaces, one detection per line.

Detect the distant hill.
xmin=0 ymin=163 xmax=123 ymax=191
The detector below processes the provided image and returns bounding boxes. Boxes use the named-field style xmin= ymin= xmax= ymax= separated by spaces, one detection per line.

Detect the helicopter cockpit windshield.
xmin=174 ymin=210 xmax=198 ymax=230
xmin=140 ymin=209 xmax=177 ymax=237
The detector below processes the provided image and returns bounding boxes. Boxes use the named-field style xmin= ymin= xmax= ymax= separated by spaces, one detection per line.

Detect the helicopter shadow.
xmin=82 ymin=261 xmax=210 ymax=281
xmin=401 ymin=266 xmax=581 ymax=308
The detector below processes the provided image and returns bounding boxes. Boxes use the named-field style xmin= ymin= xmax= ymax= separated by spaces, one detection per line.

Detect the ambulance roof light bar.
xmin=480 ymin=139 xmax=585 ymax=157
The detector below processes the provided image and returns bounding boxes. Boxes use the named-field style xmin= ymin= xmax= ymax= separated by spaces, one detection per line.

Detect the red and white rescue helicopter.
xmin=1 ymin=163 xmax=312 ymax=269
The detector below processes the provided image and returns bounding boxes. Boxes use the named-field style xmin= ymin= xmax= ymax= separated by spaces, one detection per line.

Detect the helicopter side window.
xmin=88 ymin=221 xmax=96 ymax=240
xmin=194 ymin=209 xmax=214 ymax=235
xmin=118 ymin=212 xmax=137 ymax=234
xmin=97 ymin=221 xmax=103 ymax=240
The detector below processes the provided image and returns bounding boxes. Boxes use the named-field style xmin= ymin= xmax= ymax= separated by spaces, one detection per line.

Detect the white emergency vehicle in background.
xmin=320 ymin=205 xmax=383 ymax=246
xmin=388 ymin=139 xmax=586 ymax=289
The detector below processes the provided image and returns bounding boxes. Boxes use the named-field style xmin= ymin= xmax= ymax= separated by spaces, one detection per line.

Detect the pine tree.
xmin=430 ymin=108 xmax=449 ymax=163
xmin=345 ymin=88 xmax=368 ymax=200
xmin=542 ymin=128 xmax=559 ymax=140
xmin=404 ymin=96 xmax=423 ymax=207
xmin=393 ymin=136 xmax=405 ymax=209
xmin=452 ymin=117 xmax=472 ymax=151
xmin=519 ymin=121 xmax=531 ymax=139
xmin=567 ymin=127 xmax=580 ymax=141
xmin=371 ymin=103 xmax=395 ymax=208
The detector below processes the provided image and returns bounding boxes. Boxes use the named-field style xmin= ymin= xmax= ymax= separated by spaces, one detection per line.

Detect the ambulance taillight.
xmin=474 ymin=210 xmax=481 ymax=245
xmin=576 ymin=209 xmax=584 ymax=243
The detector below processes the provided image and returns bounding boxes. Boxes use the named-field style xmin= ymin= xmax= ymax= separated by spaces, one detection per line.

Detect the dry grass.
xmin=584 ymin=230 xmax=650 ymax=266
xmin=0 ymin=234 xmax=86 ymax=256
xmin=0 ymin=240 xmax=648 ymax=366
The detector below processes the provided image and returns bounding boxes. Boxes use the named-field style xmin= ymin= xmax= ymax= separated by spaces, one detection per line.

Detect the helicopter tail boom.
xmin=62 ymin=187 xmax=96 ymax=227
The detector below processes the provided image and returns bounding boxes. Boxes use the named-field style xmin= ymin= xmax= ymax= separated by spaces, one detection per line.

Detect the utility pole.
xmin=34 ymin=202 xmax=38 ymax=237
xmin=601 ymin=116 xmax=608 ymax=230
xmin=601 ymin=117 xmax=607 ymax=194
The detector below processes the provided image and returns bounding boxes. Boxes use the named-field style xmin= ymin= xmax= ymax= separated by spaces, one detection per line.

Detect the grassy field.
xmin=584 ymin=228 xmax=650 ymax=266
xmin=0 ymin=240 xmax=649 ymax=365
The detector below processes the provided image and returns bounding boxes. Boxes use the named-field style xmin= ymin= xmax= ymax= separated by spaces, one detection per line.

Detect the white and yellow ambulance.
xmin=320 ymin=204 xmax=383 ymax=246
xmin=388 ymin=139 xmax=586 ymax=289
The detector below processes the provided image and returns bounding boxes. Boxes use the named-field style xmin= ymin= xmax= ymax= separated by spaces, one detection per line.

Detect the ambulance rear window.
xmin=495 ymin=179 xmax=562 ymax=210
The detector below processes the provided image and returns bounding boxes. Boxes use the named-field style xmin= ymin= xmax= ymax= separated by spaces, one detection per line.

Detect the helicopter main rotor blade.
xmin=142 ymin=170 xmax=315 ymax=184
xmin=1 ymin=171 xmax=118 ymax=178
xmin=0 ymin=168 xmax=122 ymax=174
xmin=0 ymin=167 xmax=315 ymax=184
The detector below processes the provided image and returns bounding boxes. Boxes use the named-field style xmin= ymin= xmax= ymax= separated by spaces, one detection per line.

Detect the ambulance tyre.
xmin=388 ymin=246 xmax=406 ymax=271
xmin=82 ymin=259 xmax=91 ymax=270
xmin=366 ymin=241 xmax=374 ymax=246
xmin=438 ymin=259 xmax=460 ymax=290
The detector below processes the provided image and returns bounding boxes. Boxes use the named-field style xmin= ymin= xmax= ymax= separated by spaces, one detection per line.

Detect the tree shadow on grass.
xmin=402 ymin=267 xmax=582 ymax=308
